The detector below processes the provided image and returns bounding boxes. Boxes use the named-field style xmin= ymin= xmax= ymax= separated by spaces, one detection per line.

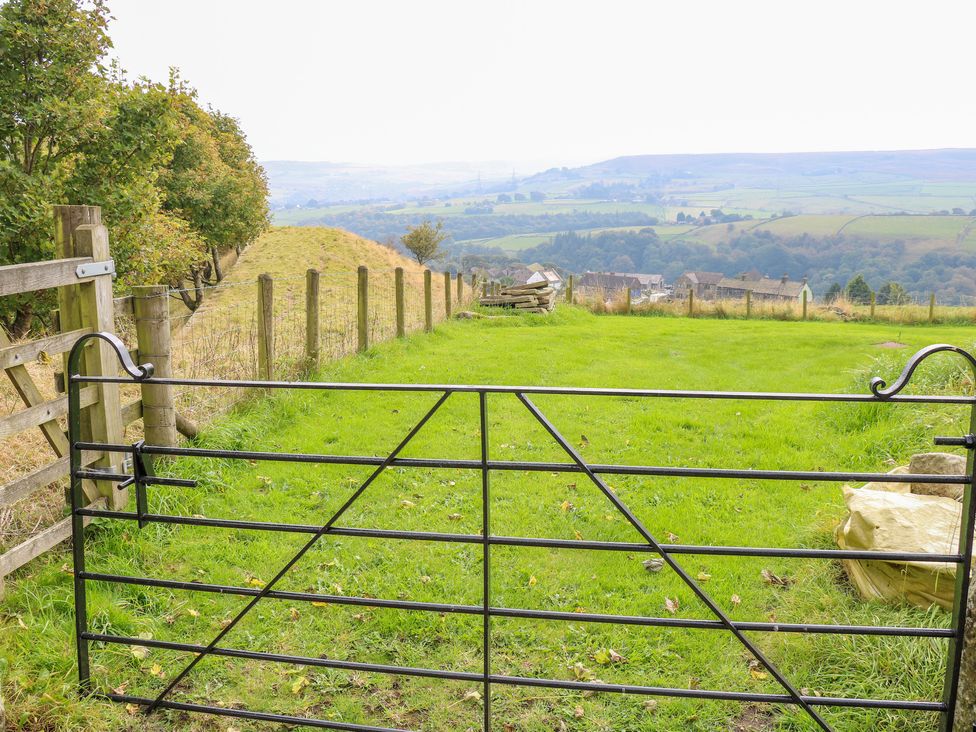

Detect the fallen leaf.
xmin=761 ymin=569 xmax=793 ymax=587
xmin=129 ymin=645 xmax=148 ymax=660
xmin=696 ymin=572 xmax=711 ymax=582
xmin=731 ymin=594 xmax=742 ymax=607
xmin=560 ymin=500 xmax=574 ymax=512
xmin=125 ymin=703 xmax=140 ymax=715
xmin=666 ymin=531 xmax=679 ymax=543
xmin=528 ymin=575 xmax=537 ymax=587
xmin=574 ymin=705 xmax=585 ymax=718
xmin=593 ymin=648 xmax=627 ymax=665
xmin=749 ymin=659 xmax=768 ymax=680
xmin=150 ymin=663 xmax=164 ymax=678
xmin=420 ymin=575 xmax=431 ymax=584
xmin=246 ymin=577 xmax=265 ymax=588
xmin=572 ymin=662 xmax=596 ymax=681
xmin=448 ymin=513 xmax=463 ymax=521
xmin=664 ymin=597 xmax=680 ymax=615
xmin=289 ymin=607 xmax=300 ymax=621
xmin=463 ymin=689 xmax=482 ymax=702
xmin=400 ymin=500 xmax=415 ymax=509
xmin=291 ymin=676 xmax=309 ymax=694
xmin=312 ymin=601 xmax=329 ymax=608
xmin=186 ymin=608 xmax=200 ymax=618
xmin=579 ymin=434 xmax=590 ymax=447
xmin=643 ymin=558 xmax=664 ymax=572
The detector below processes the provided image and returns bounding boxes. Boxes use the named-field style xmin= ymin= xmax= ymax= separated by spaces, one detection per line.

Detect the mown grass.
xmin=2 ymin=308 xmax=975 ymax=731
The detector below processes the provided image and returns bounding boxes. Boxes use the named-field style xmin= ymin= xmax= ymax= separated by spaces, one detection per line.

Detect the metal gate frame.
xmin=68 ymin=332 xmax=976 ymax=731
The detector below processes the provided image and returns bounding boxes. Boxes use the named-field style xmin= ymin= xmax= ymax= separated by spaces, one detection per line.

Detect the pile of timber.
xmin=479 ymin=281 xmax=555 ymax=313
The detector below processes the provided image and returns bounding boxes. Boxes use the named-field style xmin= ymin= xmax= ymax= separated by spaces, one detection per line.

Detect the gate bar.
xmin=73 ymin=508 xmax=964 ymax=563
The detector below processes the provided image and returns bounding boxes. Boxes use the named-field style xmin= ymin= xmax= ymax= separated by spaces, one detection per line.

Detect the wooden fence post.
xmin=802 ymin=289 xmax=809 ymax=320
xmin=305 ymin=269 xmax=320 ymax=372
xmin=358 ymin=265 xmax=369 ymax=352
xmin=444 ymin=271 xmax=452 ymax=319
xmin=424 ymin=270 xmax=433 ymax=332
xmin=257 ymin=273 xmax=274 ymax=380
xmin=470 ymin=273 xmax=477 ymax=300
xmin=456 ymin=272 xmax=463 ymax=303
xmin=625 ymin=288 xmax=632 ymax=314
xmin=567 ymin=275 xmax=574 ymax=304
xmin=745 ymin=290 xmax=752 ymax=318
xmin=133 ymin=285 xmax=177 ymax=447
xmin=54 ymin=205 xmax=125 ymax=509
xmin=869 ymin=291 xmax=875 ymax=319
xmin=688 ymin=287 xmax=695 ymax=316
xmin=395 ymin=267 xmax=405 ymax=337
xmin=481 ymin=280 xmax=488 ymax=297
xmin=930 ymin=292 xmax=936 ymax=322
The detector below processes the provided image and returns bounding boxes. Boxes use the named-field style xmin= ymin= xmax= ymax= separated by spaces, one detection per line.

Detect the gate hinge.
xmin=76 ymin=259 xmax=115 ymax=279
xmin=934 ymin=434 xmax=976 ymax=449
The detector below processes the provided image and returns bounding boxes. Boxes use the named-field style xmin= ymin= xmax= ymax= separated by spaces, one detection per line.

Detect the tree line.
xmin=0 ymin=0 xmax=269 ymax=335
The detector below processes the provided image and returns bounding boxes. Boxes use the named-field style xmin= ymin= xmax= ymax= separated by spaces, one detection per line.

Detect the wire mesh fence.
xmin=165 ymin=268 xmax=474 ymax=429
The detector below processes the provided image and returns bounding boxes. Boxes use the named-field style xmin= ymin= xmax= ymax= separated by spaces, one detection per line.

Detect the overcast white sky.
xmin=108 ymin=0 xmax=976 ymax=166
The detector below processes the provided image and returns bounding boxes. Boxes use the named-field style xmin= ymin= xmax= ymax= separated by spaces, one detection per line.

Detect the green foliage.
xmin=0 ymin=2 xmax=269 ymax=332
xmin=876 ymin=281 xmax=909 ymax=305
xmin=825 ymin=282 xmax=842 ymax=302
xmin=400 ymin=219 xmax=447 ymax=265
xmin=845 ymin=273 xmax=873 ymax=304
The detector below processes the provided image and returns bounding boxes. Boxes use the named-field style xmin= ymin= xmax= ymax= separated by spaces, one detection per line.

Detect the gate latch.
xmin=118 ymin=439 xmax=154 ymax=528
xmin=76 ymin=259 xmax=115 ymax=279
xmin=934 ymin=434 xmax=976 ymax=449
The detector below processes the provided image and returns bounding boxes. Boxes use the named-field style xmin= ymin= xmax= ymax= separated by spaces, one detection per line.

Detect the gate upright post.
xmin=946 ymin=397 xmax=976 ymax=731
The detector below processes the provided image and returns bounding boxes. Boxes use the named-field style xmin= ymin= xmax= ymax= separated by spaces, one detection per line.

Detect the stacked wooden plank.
xmin=479 ymin=281 xmax=555 ymax=313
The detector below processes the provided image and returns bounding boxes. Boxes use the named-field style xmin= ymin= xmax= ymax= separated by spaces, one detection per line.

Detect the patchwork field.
xmin=3 ymin=310 xmax=975 ymax=731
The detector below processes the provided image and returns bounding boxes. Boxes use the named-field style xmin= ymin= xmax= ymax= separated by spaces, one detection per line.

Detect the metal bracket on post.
xmin=75 ymin=259 xmax=115 ymax=279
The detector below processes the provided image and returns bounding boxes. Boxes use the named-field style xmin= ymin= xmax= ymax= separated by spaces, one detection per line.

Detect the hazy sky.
xmin=108 ymin=0 xmax=976 ymax=166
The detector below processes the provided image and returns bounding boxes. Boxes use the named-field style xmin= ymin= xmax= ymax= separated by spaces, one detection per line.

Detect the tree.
xmin=676 ymin=212 xmax=686 ymax=222
xmin=876 ymin=281 xmax=909 ymax=305
xmin=825 ymin=282 xmax=842 ymax=302
xmin=845 ymin=274 xmax=873 ymax=304
xmin=529 ymin=191 xmax=546 ymax=202
xmin=0 ymin=0 xmax=111 ymax=335
xmin=401 ymin=220 xmax=447 ymax=265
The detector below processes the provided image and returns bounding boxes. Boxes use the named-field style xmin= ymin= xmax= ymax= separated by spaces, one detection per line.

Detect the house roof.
xmin=679 ymin=271 xmax=724 ymax=285
xmin=718 ymin=276 xmax=808 ymax=298
xmin=579 ymin=272 xmax=642 ymax=290
xmin=620 ymin=272 xmax=664 ymax=287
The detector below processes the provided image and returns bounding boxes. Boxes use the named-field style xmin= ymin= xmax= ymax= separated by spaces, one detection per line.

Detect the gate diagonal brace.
xmin=145 ymin=391 xmax=454 ymax=715
xmin=515 ymin=392 xmax=834 ymax=732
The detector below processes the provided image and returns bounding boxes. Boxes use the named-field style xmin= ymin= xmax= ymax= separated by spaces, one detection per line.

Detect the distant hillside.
xmin=565 ymin=148 xmax=976 ymax=182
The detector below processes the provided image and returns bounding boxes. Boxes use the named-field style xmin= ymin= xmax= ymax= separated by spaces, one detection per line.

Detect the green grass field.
xmin=4 ymin=310 xmax=974 ymax=731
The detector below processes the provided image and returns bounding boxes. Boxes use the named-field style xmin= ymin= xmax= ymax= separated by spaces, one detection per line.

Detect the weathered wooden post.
xmin=482 ymin=280 xmax=488 ymax=298
xmin=625 ymin=287 xmax=632 ymax=314
xmin=745 ymin=290 xmax=752 ymax=319
xmin=567 ymin=275 xmax=574 ymax=304
xmin=802 ymin=289 xmax=809 ymax=320
xmin=305 ymin=268 xmax=320 ymax=372
xmin=257 ymin=273 xmax=274 ymax=381
xmin=444 ymin=271 xmax=452 ymax=319
xmin=688 ymin=287 xmax=695 ymax=316
xmin=133 ymin=285 xmax=177 ymax=447
xmin=424 ymin=269 xmax=433 ymax=332
xmin=869 ymin=291 xmax=875 ymax=319
xmin=395 ymin=267 xmax=405 ymax=338
xmin=930 ymin=292 xmax=936 ymax=322
xmin=456 ymin=272 xmax=464 ymax=303
xmin=55 ymin=205 xmax=125 ymax=508
xmin=357 ymin=265 xmax=369 ymax=352
xmin=470 ymin=273 xmax=477 ymax=300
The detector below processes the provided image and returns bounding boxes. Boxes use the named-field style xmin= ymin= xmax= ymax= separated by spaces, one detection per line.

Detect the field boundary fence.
xmin=66 ymin=335 xmax=976 ymax=731
xmin=0 ymin=204 xmax=477 ymax=586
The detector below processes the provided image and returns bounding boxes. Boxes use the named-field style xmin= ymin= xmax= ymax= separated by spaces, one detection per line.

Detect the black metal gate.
xmin=68 ymin=332 xmax=976 ymax=731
